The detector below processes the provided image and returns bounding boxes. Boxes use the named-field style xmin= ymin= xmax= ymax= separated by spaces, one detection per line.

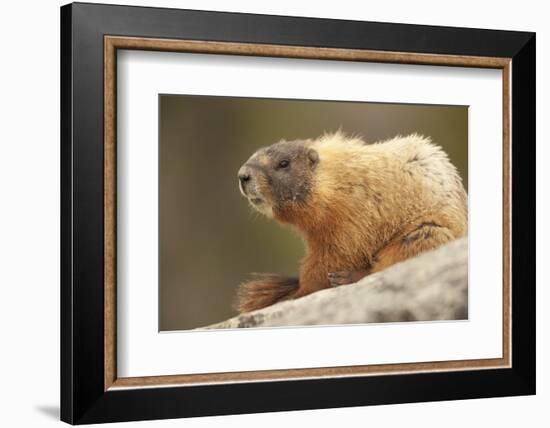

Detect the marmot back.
xmin=236 ymin=131 xmax=467 ymax=313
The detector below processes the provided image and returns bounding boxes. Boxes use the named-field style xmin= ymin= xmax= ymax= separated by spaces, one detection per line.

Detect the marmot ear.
xmin=307 ymin=148 xmax=319 ymax=169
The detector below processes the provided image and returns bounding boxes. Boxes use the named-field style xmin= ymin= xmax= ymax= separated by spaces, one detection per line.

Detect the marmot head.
xmin=238 ymin=140 xmax=319 ymax=218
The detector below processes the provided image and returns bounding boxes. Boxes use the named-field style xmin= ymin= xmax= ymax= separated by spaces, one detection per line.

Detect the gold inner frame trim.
xmin=104 ymin=35 xmax=512 ymax=391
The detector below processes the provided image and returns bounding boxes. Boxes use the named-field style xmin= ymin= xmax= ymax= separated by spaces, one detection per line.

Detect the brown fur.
xmin=236 ymin=131 xmax=468 ymax=313
xmin=235 ymin=274 xmax=299 ymax=313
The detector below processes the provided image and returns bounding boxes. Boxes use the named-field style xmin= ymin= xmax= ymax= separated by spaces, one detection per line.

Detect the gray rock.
xmin=203 ymin=237 xmax=468 ymax=329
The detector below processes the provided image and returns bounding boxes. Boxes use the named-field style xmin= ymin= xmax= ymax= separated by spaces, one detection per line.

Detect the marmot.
xmin=236 ymin=131 xmax=467 ymax=313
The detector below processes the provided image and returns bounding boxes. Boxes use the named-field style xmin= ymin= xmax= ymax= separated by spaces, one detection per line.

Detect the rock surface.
xmin=204 ymin=237 xmax=468 ymax=329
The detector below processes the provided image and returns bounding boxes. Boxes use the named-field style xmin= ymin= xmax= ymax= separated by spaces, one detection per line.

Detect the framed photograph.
xmin=60 ymin=2 xmax=535 ymax=424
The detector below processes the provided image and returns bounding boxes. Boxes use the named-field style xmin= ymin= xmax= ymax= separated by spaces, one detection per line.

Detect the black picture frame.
xmin=61 ymin=2 xmax=535 ymax=424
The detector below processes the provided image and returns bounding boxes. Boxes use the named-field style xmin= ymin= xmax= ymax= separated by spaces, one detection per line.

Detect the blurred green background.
xmin=159 ymin=95 xmax=468 ymax=331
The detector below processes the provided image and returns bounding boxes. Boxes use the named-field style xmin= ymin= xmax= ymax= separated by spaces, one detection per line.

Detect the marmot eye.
xmin=278 ymin=159 xmax=290 ymax=169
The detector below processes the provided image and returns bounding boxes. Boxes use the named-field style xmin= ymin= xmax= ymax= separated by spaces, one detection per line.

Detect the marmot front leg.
xmin=371 ymin=222 xmax=456 ymax=273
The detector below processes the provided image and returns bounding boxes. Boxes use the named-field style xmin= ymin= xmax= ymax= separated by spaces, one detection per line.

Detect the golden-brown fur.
xmin=235 ymin=131 xmax=468 ymax=313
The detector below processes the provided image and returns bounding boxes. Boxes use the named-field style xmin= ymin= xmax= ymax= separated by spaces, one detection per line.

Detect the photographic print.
xmin=159 ymin=95 xmax=468 ymax=331
xmin=62 ymin=5 xmax=534 ymax=422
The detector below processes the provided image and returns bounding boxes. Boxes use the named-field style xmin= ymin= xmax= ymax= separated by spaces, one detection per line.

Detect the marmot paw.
xmin=328 ymin=270 xmax=369 ymax=287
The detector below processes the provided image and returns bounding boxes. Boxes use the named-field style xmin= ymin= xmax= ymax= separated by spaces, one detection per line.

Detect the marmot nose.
xmin=238 ymin=167 xmax=251 ymax=185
